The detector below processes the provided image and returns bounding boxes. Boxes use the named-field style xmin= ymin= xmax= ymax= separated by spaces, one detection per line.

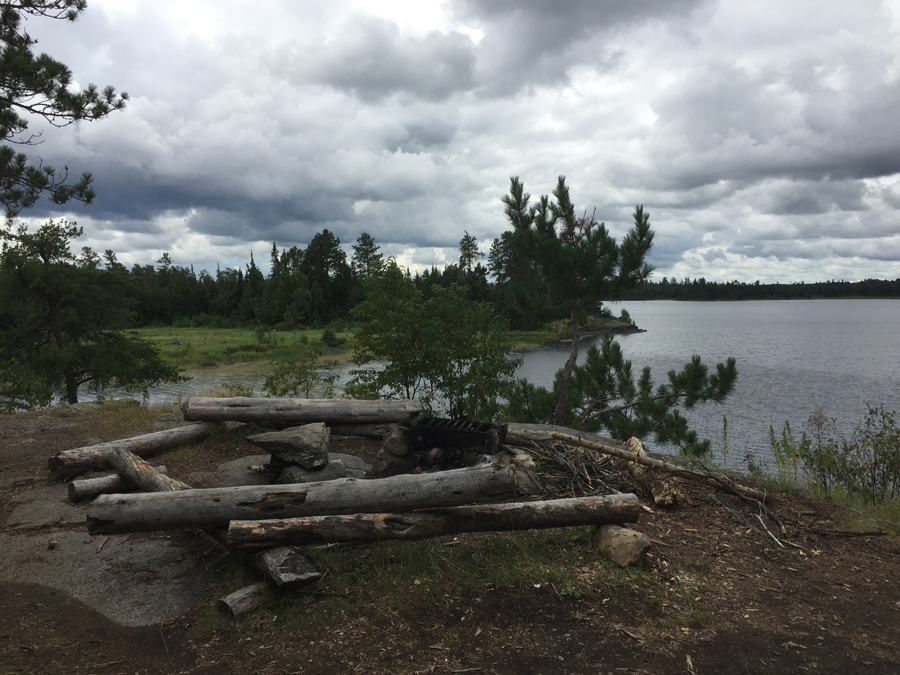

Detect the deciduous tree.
xmin=347 ymin=260 xmax=520 ymax=420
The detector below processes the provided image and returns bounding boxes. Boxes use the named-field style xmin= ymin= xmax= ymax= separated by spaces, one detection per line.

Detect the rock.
xmin=330 ymin=453 xmax=371 ymax=478
xmin=214 ymin=454 xmax=274 ymax=487
xmin=278 ymin=459 xmax=348 ymax=484
xmin=422 ymin=447 xmax=444 ymax=466
xmin=254 ymin=547 xmax=323 ymax=589
xmin=248 ymin=423 xmax=330 ymax=469
xmin=593 ymin=524 xmax=652 ymax=567
xmin=381 ymin=426 xmax=410 ymax=456
xmin=373 ymin=447 xmax=416 ymax=476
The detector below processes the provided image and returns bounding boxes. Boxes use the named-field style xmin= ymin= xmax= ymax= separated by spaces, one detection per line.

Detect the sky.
xmin=13 ymin=0 xmax=900 ymax=283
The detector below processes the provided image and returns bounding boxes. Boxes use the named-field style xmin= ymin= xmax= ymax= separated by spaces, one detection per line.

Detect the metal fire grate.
xmin=408 ymin=416 xmax=507 ymax=451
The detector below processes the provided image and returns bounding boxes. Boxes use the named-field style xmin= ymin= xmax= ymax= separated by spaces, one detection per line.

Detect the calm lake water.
xmin=83 ymin=299 xmax=899 ymax=470
xmin=516 ymin=299 xmax=900 ymax=469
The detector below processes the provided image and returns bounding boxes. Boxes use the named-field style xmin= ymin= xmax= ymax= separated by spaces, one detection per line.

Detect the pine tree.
xmin=503 ymin=176 xmax=654 ymax=425
xmin=0 ymin=1 xmax=128 ymax=216
xmin=351 ymin=232 xmax=382 ymax=279
xmin=0 ymin=219 xmax=180 ymax=408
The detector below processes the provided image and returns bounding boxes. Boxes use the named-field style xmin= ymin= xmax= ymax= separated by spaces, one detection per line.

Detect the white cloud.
xmin=11 ymin=0 xmax=900 ymax=283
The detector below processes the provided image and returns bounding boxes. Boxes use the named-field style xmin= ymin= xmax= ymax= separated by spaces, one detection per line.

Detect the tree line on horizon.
xmin=116 ymin=233 xmax=900 ymax=330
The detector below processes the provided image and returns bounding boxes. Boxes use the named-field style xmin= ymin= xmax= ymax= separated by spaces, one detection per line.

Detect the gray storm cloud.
xmin=12 ymin=0 xmax=900 ymax=283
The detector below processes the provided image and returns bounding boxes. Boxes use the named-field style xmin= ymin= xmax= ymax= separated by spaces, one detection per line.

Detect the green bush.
xmin=263 ymin=341 xmax=338 ymax=399
xmin=769 ymin=406 xmax=900 ymax=505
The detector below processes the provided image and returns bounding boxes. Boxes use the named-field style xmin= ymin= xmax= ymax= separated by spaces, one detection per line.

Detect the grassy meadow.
xmin=133 ymin=326 xmax=354 ymax=374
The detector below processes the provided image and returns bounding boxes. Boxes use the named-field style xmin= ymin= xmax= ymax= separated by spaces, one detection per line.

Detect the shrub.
xmin=770 ymin=406 xmax=900 ymax=505
xmin=263 ymin=341 xmax=338 ymax=399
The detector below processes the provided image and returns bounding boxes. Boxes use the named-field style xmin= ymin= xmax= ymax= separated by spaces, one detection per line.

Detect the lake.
xmin=81 ymin=299 xmax=900 ymax=471
xmin=515 ymin=299 xmax=900 ymax=470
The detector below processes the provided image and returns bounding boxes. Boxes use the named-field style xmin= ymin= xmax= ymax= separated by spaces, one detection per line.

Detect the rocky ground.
xmin=1 ymin=402 xmax=899 ymax=674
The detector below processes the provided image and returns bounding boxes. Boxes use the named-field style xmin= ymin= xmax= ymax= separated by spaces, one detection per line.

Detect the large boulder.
xmin=247 ymin=423 xmax=330 ymax=469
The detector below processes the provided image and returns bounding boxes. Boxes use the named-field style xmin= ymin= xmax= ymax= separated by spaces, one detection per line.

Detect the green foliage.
xmin=618 ymin=307 xmax=632 ymax=324
xmin=506 ymin=333 xmax=737 ymax=456
xmin=262 ymin=341 xmax=338 ymax=398
xmin=351 ymin=232 xmax=382 ymax=280
xmin=767 ymin=406 xmax=900 ymax=505
xmin=348 ymin=260 xmax=520 ymax=419
xmin=0 ymin=1 xmax=128 ymax=216
xmin=0 ymin=219 xmax=182 ymax=409
xmin=767 ymin=420 xmax=807 ymax=485
xmin=321 ymin=327 xmax=344 ymax=348
xmin=221 ymin=382 xmax=255 ymax=398
xmin=502 ymin=176 xmax=655 ymax=424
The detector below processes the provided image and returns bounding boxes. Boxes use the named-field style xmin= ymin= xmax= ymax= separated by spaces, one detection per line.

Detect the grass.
xmin=188 ymin=528 xmax=629 ymax=638
xmin=133 ymin=326 xmax=354 ymax=372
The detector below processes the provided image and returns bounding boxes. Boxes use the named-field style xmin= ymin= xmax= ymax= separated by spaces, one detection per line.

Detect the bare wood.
xmin=68 ymin=466 xmax=168 ymax=503
xmin=327 ymin=423 xmax=396 ymax=438
xmin=100 ymin=457 xmax=320 ymax=590
xmin=87 ymin=462 xmax=542 ymax=535
xmin=219 ymin=582 xmax=274 ymax=619
xmin=505 ymin=423 xmax=617 ymax=448
xmin=182 ymin=397 xmax=423 ymax=425
xmin=109 ymin=449 xmax=191 ymax=492
xmin=549 ymin=431 xmax=771 ymax=503
xmin=48 ymin=422 xmax=222 ymax=482
xmin=226 ymin=494 xmax=641 ymax=549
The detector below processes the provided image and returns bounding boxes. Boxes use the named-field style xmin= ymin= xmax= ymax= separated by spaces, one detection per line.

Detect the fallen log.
xmin=67 ymin=466 xmax=168 ymax=503
xmin=87 ymin=462 xmax=542 ymax=535
xmin=104 ymin=452 xmax=322 ymax=590
xmin=182 ymin=397 xmax=422 ymax=425
xmin=549 ymin=431 xmax=771 ymax=504
xmin=327 ymin=423 xmax=396 ymax=438
xmin=48 ymin=422 xmax=222 ymax=482
xmin=226 ymin=494 xmax=641 ymax=549
xmin=219 ymin=582 xmax=273 ymax=619
xmin=506 ymin=423 xmax=617 ymax=448
xmin=108 ymin=449 xmax=190 ymax=492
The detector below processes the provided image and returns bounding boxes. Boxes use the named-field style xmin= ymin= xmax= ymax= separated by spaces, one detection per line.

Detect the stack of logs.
xmin=49 ymin=397 xmax=651 ymax=617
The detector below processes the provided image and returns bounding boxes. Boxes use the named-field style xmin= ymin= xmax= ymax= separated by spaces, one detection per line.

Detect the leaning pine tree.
xmin=501 ymin=176 xmax=737 ymax=455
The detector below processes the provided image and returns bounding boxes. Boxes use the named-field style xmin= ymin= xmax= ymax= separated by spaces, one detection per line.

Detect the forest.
xmin=117 ymin=232 xmax=900 ymax=331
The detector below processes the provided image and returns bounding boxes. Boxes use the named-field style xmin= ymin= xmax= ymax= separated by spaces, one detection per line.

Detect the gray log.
xmin=48 ymin=422 xmax=222 ymax=482
xmin=219 ymin=582 xmax=273 ymax=619
xmin=67 ymin=466 xmax=168 ymax=503
xmin=87 ymin=462 xmax=542 ymax=535
xmin=182 ymin=397 xmax=422 ymax=425
xmin=505 ymin=423 xmax=617 ymax=448
xmin=108 ymin=449 xmax=191 ymax=492
xmin=226 ymin=494 xmax=641 ymax=549
xmin=328 ymin=423 xmax=396 ymax=438
xmin=101 ymin=455 xmax=320 ymax=590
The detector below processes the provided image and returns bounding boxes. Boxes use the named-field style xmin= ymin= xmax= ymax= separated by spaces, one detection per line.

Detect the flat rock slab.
xmin=5 ymin=485 xmax=87 ymax=530
xmin=0 ymin=484 xmax=209 ymax=627
xmin=214 ymin=454 xmax=273 ymax=487
xmin=279 ymin=459 xmax=348 ymax=484
xmin=330 ymin=453 xmax=371 ymax=478
xmin=248 ymin=423 xmax=329 ymax=469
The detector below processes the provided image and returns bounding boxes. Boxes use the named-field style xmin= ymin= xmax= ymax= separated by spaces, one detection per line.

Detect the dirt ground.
xmin=1 ymin=404 xmax=899 ymax=675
